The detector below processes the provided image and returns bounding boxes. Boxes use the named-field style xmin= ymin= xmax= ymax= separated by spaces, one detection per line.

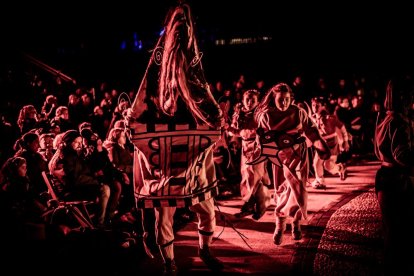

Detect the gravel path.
xmin=314 ymin=190 xmax=384 ymax=276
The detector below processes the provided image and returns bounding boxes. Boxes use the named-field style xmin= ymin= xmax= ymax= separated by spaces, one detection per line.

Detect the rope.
xmin=212 ymin=198 xmax=252 ymax=250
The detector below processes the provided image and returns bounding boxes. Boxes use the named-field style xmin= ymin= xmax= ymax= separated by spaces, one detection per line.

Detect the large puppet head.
xmin=129 ymin=3 xmax=223 ymax=128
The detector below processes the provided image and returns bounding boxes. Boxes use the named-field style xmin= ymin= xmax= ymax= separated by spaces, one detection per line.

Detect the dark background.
xmin=2 ymin=1 xmax=414 ymax=90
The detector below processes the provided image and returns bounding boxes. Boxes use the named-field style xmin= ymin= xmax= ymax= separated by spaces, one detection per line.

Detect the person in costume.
xmin=252 ymin=83 xmax=330 ymax=245
xmin=127 ymin=4 xmax=225 ymax=274
xmin=227 ymin=89 xmax=271 ymax=220
xmin=310 ymin=96 xmax=350 ymax=189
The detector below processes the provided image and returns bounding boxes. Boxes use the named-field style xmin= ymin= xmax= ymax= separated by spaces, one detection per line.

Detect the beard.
xmin=75 ymin=147 xmax=83 ymax=155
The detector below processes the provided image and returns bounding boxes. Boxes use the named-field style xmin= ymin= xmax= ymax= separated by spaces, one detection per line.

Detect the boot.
xmin=273 ymin=217 xmax=286 ymax=245
xmin=338 ymin=163 xmax=347 ymax=180
xmin=163 ymin=259 xmax=178 ymax=276
xmin=252 ymin=183 xmax=270 ymax=221
xmin=159 ymin=242 xmax=175 ymax=272
xmin=199 ymin=245 xmax=224 ymax=271
xmin=252 ymin=202 xmax=267 ymax=220
xmin=234 ymin=199 xmax=255 ymax=218
xmin=291 ymin=222 xmax=302 ymax=240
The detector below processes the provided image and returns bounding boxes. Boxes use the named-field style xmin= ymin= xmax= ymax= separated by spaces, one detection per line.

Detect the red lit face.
xmin=274 ymin=92 xmax=291 ymax=112
xmin=118 ymin=132 xmax=126 ymax=145
xmin=28 ymin=138 xmax=40 ymax=152
xmin=340 ymin=98 xmax=350 ymax=108
xmin=71 ymin=136 xmax=83 ymax=153
xmin=243 ymin=94 xmax=258 ymax=111
xmin=17 ymin=162 xmax=27 ymax=177
xmin=312 ymin=101 xmax=322 ymax=114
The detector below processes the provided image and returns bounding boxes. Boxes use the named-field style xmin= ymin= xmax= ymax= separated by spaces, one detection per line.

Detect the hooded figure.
xmin=374 ymin=76 xmax=414 ymax=275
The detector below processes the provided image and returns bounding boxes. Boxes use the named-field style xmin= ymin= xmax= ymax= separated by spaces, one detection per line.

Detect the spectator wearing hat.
xmin=49 ymin=129 xmax=110 ymax=227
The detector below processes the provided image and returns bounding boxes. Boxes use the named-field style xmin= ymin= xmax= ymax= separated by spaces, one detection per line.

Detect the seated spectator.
xmin=48 ymin=130 xmax=110 ymax=227
xmin=38 ymin=133 xmax=56 ymax=162
xmin=0 ymin=156 xmax=47 ymax=239
xmin=81 ymin=126 xmax=122 ymax=224
xmin=16 ymin=105 xmax=41 ymax=135
xmin=50 ymin=106 xmax=74 ymax=133
xmin=14 ymin=131 xmax=49 ymax=195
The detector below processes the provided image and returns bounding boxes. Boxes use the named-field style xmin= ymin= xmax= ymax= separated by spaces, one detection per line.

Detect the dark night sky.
xmin=3 ymin=1 xmax=414 ymax=86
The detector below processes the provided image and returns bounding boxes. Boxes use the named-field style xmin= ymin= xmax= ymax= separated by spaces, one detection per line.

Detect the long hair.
xmin=255 ymin=83 xmax=292 ymax=121
xmin=17 ymin=105 xmax=38 ymax=133
xmin=0 ymin=156 xmax=26 ymax=186
xmin=131 ymin=3 xmax=223 ymax=128
xmin=159 ymin=4 xmax=222 ymax=126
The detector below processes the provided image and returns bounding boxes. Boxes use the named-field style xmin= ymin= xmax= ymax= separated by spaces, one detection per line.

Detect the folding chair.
xmin=41 ymin=171 xmax=95 ymax=229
